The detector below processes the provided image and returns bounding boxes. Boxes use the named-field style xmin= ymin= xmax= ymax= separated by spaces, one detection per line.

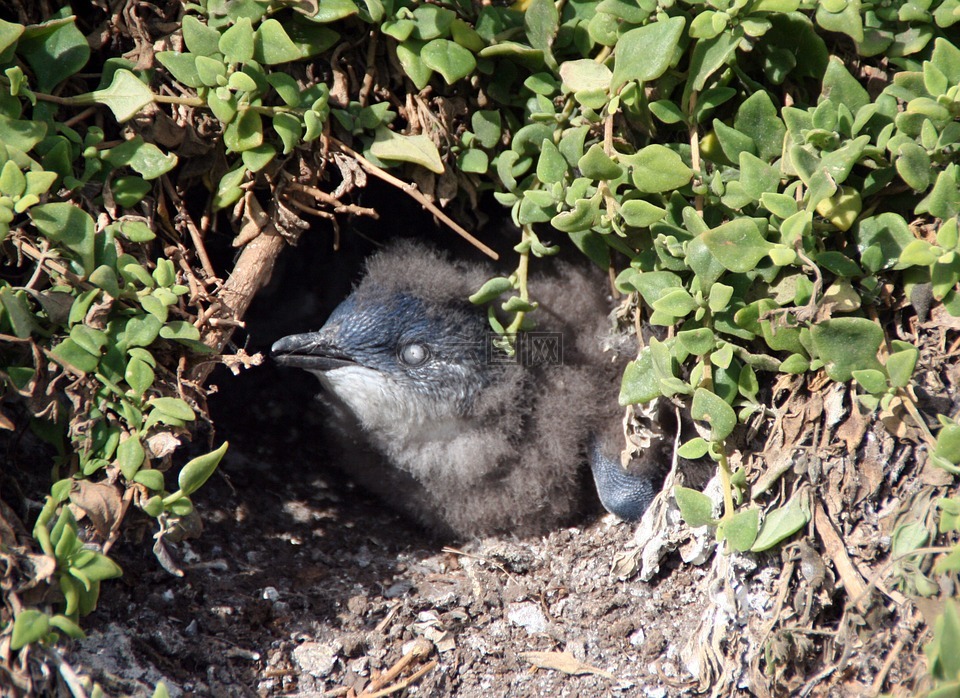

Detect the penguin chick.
xmin=271 ymin=242 xmax=662 ymax=538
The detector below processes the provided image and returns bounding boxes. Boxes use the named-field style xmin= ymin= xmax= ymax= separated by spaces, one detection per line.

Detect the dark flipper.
xmin=588 ymin=438 xmax=663 ymax=521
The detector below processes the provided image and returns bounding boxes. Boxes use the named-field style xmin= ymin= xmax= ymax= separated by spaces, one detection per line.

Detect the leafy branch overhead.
xmin=1 ymin=0 xmax=960 ymax=694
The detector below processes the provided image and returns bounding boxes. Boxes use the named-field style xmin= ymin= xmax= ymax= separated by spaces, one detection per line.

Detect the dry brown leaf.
xmin=0 ymin=407 xmax=14 ymax=430
xmin=69 ymin=480 xmax=124 ymax=540
xmin=835 ymin=405 xmax=869 ymax=454
xmin=146 ymin=431 xmax=181 ymax=459
xmin=519 ymin=651 xmax=614 ymax=680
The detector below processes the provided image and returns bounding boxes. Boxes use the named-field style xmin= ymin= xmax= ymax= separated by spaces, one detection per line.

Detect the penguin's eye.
xmin=399 ymin=342 xmax=430 ymax=366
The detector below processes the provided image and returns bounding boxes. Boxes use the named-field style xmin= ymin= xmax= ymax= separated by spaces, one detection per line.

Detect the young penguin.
xmin=271 ymin=242 xmax=663 ymax=538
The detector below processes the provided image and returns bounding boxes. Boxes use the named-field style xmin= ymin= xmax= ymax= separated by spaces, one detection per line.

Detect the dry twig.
xmin=330 ymin=137 xmax=498 ymax=260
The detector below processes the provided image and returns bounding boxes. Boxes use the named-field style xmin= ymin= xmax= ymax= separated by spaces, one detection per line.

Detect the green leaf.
xmin=223 ymin=108 xmax=263 ymax=152
xmin=73 ymin=552 xmax=122 ymax=582
xmin=469 ymin=277 xmax=513 ymax=304
xmin=708 ymin=283 xmax=734 ymax=312
xmin=578 ymin=144 xmax=622 ymax=181
xmin=720 ymin=508 xmax=760 ymax=552
xmin=227 ymin=71 xmax=257 ymax=93
xmin=751 ymin=496 xmax=810 ymax=552
xmin=610 ymin=16 xmax=685 ymax=91
xmin=142 ymin=495 xmax=164 ymax=517
xmin=691 ymin=387 xmax=737 ymax=441
xmin=141 ymin=293 xmax=168 ymax=322
xmin=855 ymin=213 xmax=913 ymax=271
xmin=133 ymin=468 xmax=165 ymax=491
xmin=536 ymin=139 xmax=567 ymax=184
xmin=125 ymin=356 xmax=154 ymax=396
xmin=182 ymin=15 xmax=220 ymax=57
xmin=149 ymin=397 xmax=195 ymax=421
xmin=459 ymin=148 xmax=488 ymax=174
xmin=620 ymin=199 xmax=666 ymax=227
xmin=420 ymin=39 xmax=476 ymax=84
xmin=898 ymin=239 xmax=938 ymax=268
xmin=49 ymin=614 xmax=84 ymax=640
xmin=30 ymin=203 xmax=96 ymax=275
xmin=272 ymin=112 xmax=302 ymax=154
xmin=194 ymin=56 xmax=227 ymax=88
xmin=702 ymin=219 xmax=773 ymax=273
xmin=815 ymin=0 xmax=863 ymax=43
xmin=88 ymin=69 xmax=154 ymax=123
xmin=0 ymin=17 xmax=25 ymax=56
xmin=159 ymin=321 xmax=201 ymax=342
xmin=0 ymin=161 xmax=25 ymax=198
xmin=213 ymin=166 xmax=246 ymax=210
xmin=935 ymin=424 xmax=960 ymax=466
xmin=437 ymin=15 xmax=476 ymax=48
xmin=734 ymin=90 xmax=786 ymax=162
xmin=50 ymin=337 xmax=98 ymax=373
xmin=282 ymin=18 xmax=339 ymax=57
xmin=895 ymin=141 xmax=931 ymax=191
xmin=779 ymin=353 xmax=810 ymax=374
xmin=619 ymin=349 xmax=659 ymax=405
xmin=814 ymin=186 xmax=861 ymax=233
xmin=11 ymin=610 xmax=50 ymax=650
xmin=177 ymin=441 xmax=229 ymax=497
xmin=887 ymin=345 xmax=919 ymax=389
xmin=524 ymin=0 xmax=559 ymax=68
xmin=0 ymin=287 xmax=38 ymax=338
xmin=551 ymin=195 xmax=600 ymax=233
xmin=927 ymin=601 xmax=960 ymax=681
xmin=627 ymin=270 xmax=684 ymax=303
xmin=117 ymin=435 xmax=145 ymax=480
xmin=111 ymin=176 xmax=152 ymax=208
xmin=917 ymin=164 xmax=960 ymax=220
xmin=559 ymin=59 xmax=611 ymax=94
xmin=677 ymin=328 xmax=715 ymax=355
xmin=649 ymin=100 xmax=686 ymax=124
xmin=685 ymin=29 xmax=742 ymax=97
xmin=410 ymin=4 xmax=455 ymax=39
xmin=820 ymin=56 xmax=869 ymax=113
xmin=0 ymin=115 xmax=47 ymax=154
xmin=622 ymin=145 xmax=693 ymax=194
xmin=311 ymin=0 xmax=358 ymax=22
xmin=674 ymin=486 xmax=717 ymax=528
xmin=102 ymin=137 xmax=178 ymax=180
xmin=69 ymin=325 xmax=107 ymax=357
xmin=471 ymin=111 xmax=501 ymax=149
xmin=155 ymin=52 xmax=203 ymax=88
xmin=810 ymin=317 xmax=884 ymax=382
xmin=242 ymin=144 xmax=276 ymax=173
xmin=121 ymin=314 xmax=162 ymax=348
xmin=369 ymin=126 xmax=444 ymax=173
xmin=713 ymin=120 xmax=756 ymax=163
xmin=762 ymin=193 xmax=798 ymax=219
xmin=396 ymin=40 xmax=433 ymax=90
xmin=852 ymin=368 xmax=888 ymax=395
xmin=219 ymin=17 xmax=255 ymax=64
xmin=18 ymin=13 xmax=90 ymax=92
xmin=677 ymin=437 xmax=710 ymax=459
xmin=253 ymin=19 xmax=303 ymax=64
xmin=113 ymin=220 xmax=156 ymax=244
xmin=739 ymin=152 xmax=780 ymax=200
xmin=653 ymin=288 xmax=698 ymax=318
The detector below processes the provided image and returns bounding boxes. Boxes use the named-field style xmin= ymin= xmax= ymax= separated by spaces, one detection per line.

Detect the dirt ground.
xmin=68 ymin=421 xmax=707 ymax=697
xmin=52 ymin=227 xmax=951 ymax=698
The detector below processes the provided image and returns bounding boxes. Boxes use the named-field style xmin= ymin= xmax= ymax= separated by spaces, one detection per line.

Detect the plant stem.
xmin=506 ymin=225 xmax=531 ymax=336
xmin=716 ymin=443 xmax=735 ymax=521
